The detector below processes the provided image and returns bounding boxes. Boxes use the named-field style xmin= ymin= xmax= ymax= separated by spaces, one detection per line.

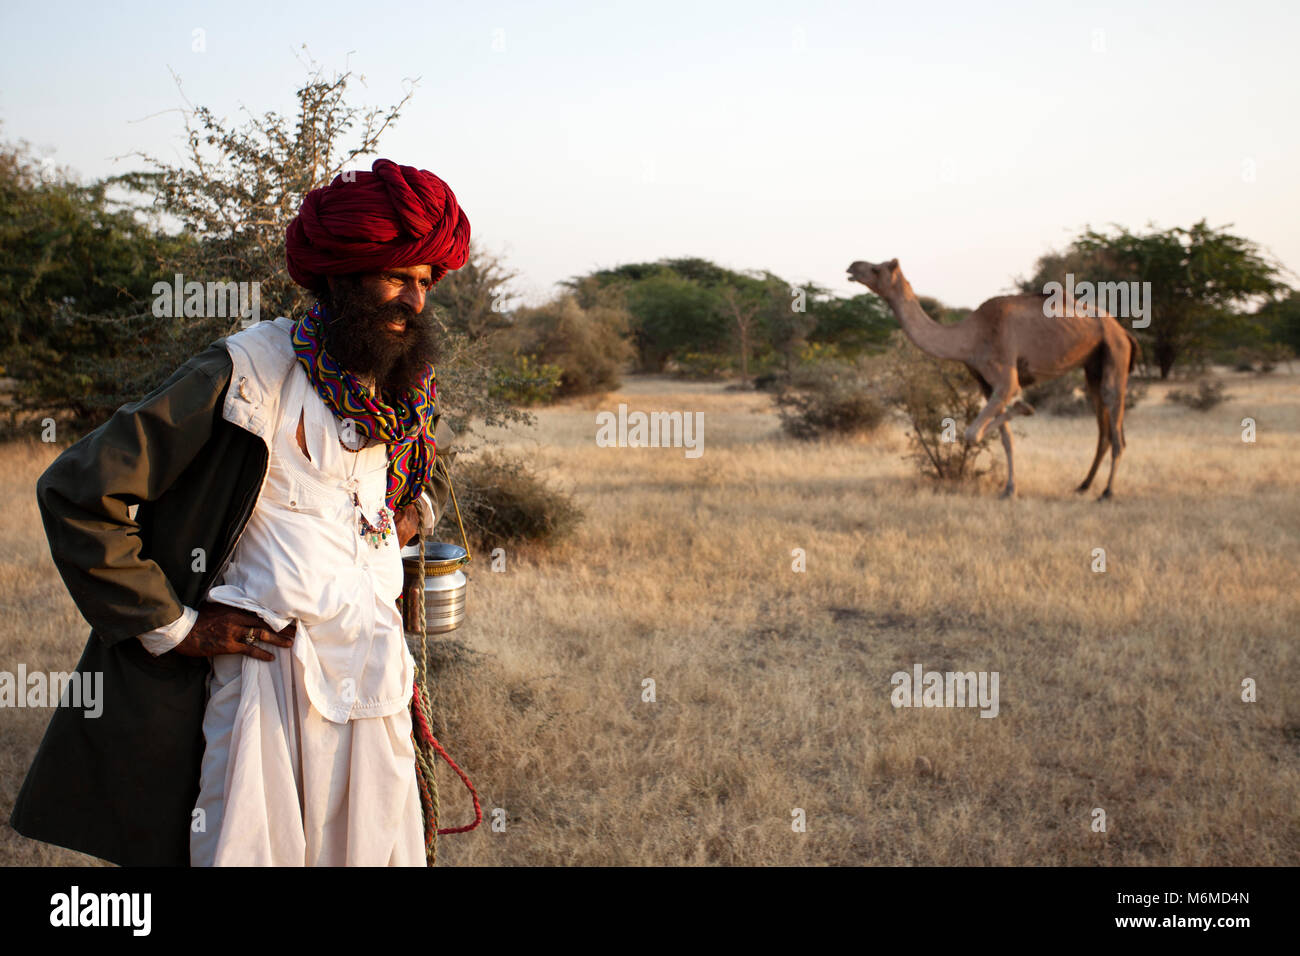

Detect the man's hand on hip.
xmin=172 ymin=601 xmax=296 ymax=662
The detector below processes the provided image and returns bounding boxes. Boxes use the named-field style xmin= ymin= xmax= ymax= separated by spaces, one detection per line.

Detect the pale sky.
xmin=2 ymin=0 xmax=1296 ymax=309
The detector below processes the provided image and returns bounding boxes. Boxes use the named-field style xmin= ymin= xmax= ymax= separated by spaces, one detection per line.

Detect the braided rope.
xmin=409 ymin=498 xmax=482 ymax=865
xmin=412 ymin=729 xmax=438 ymax=862
xmin=413 ymin=534 xmax=440 ymax=865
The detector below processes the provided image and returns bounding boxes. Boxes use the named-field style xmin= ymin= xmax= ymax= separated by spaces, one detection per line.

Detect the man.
xmin=10 ymin=158 xmax=470 ymax=866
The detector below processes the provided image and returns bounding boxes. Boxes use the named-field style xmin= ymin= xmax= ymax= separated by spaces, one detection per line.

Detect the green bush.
xmin=671 ymin=351 xmax=733 ymax=379
xmin=796 ymin=341 xmax=844 ymax=364
xmin=490 ymin=354 xmax=563 ymax=406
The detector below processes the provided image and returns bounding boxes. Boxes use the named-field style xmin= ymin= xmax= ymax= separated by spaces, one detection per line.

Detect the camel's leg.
xmin=998 ymin=422 xmax=1016 ymax=498
xmin=990 ymin=401 xmax=1035 ymax=429
xmin=1098 ymin=359 xmax=1129 ymax=500
xmin=965 ymin=374 xmax=1019 ymax=445
xmin=1076 ymin=375 xmax=1110 ymax=493
xmin=984 ymin=401 xmax=1034 ymax=499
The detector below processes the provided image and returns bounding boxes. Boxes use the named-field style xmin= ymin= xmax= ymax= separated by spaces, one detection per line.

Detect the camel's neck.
xmin=885 ymin=281 xmax=971 ymax=362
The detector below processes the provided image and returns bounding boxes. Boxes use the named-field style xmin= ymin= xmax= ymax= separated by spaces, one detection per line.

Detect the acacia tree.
xmin=106 ymin=60 xmax=529 ymax=437
xmin=623 ymin=271 xmax=726 ymax=371
xmin=1253 ymin=291 xmax=1300 ymax=358
xmin=114 ymin=62 xmax=414 ymax=327
xmin=761 ymin=273 xmax=818 ymax=373
xmin=719 ymin=282 xmax=762 ymax=385
xmin=805 ymin=291 xmax=895 ymax=355
xmin=1019 ymin=220 xmax=1288 ymax=378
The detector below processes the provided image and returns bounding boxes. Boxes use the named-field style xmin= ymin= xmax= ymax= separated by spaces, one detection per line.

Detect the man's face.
xmin=320 ymin=264 xmax=441 ymax=394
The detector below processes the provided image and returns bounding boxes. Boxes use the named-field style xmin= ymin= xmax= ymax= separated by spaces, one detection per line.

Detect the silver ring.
xmin=242 ymin=627 xmax=258 ymax=645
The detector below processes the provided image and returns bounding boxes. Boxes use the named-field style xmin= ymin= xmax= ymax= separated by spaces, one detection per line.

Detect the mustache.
xmin=374 ymin=297 xmax=419 ymax=324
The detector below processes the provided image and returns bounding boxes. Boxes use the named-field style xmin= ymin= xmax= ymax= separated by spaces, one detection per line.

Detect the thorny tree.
xmin=108 ymin=58 xmax=530 ymax=437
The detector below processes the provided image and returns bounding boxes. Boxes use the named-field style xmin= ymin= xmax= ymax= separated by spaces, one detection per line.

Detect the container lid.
xmin=401 ymin=540 xmax=469 ymax=569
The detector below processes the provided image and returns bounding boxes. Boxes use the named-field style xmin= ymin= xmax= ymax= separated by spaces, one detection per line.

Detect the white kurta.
xmin=190 ymin=362 xmax=424 ymax=866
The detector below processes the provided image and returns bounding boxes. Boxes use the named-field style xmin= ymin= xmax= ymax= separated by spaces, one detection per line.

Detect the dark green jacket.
xmin=9 ymin=327 xmax=455 ymax=866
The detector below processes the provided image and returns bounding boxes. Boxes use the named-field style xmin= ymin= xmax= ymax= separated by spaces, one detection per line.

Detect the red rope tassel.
xmin=412 ymin=681 xmax=482 ymax=835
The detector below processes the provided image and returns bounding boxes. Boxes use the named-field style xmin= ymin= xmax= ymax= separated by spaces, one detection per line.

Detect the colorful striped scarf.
xmin=291 ymin=301 xmax=437 ymax=512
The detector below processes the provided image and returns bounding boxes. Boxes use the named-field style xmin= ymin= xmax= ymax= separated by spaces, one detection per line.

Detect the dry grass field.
xmin=2 ymin=368 xmax=1297 ymax=866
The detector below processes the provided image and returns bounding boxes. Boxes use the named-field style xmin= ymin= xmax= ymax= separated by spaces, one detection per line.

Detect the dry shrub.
xmin=1231 ymin=343 xmax=1294 ymax=374
xmin=503 ymin=288 xmax=634 ymax=399
xmin=772 ymin=358 xmax=888 ymax=440
xmin=882 ymin=337 xmax=992 ymax=483
xmin=1127 ymin=377 xmax=1148 ymax=411
xmin=1166 ymin=379 xmax=1229 ymax=412
xmin=453 ymin=451 xmax=582 ymax=549
xmin=1022 ymin=370 xmax=1147 ymax=417
xmin=1023 ymin=370 xmax=1090 ymax=416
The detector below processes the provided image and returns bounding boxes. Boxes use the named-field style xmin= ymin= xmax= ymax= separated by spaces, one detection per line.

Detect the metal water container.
xmin=401 ymin=541 xmax=467 ymax=635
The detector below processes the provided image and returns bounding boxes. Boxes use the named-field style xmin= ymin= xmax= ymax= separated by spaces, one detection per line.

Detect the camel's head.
xmin=846 ymin=258 xmax=903 ymax=298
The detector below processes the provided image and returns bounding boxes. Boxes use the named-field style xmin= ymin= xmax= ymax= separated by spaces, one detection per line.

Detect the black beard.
xmin=318 ymin=278 xmax=441 ymax=394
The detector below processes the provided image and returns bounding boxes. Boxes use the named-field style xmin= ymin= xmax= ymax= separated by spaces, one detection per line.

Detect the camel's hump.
xmin=976 ymin=293 xmax=1116 ymax=321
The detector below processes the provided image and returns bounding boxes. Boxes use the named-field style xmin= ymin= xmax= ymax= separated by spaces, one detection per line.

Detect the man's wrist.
xmin=415 ymin=489 xmax=439 ymax=533
xmin=137 ymin=605 xmax=199 ymax=656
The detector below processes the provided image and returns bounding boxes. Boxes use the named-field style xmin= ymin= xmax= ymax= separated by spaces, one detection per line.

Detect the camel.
xmin=847 ymin=258 xmax=1139 ymax=499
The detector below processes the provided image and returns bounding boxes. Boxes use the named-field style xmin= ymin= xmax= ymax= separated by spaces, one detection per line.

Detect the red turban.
xmin=285 ymin=158 xmax=471 ymax=291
